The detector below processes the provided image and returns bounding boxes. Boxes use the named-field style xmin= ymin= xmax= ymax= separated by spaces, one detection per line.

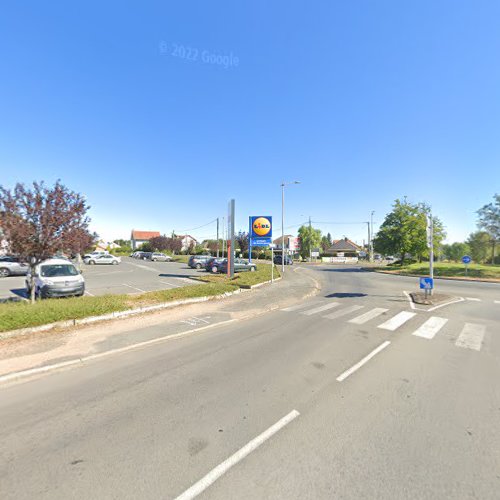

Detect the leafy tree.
xmin=373 ymin=198 xmax=446 ymax=265
xmin=297 ymin=225 xmax=322 ymax=260
xmin=326 ymin=232 xmax=332 ymax=247
xmin=441 ymin=242 xmax=470 ymax=262
xmin=113 ymin=239 xmax=131 ymax=248
xmin=235 ymin=231 xmax=249 ymax=253
xmin=0 ymin=180 xmax=94 ymax=302
xmin=466 ymin=231 xmax=491 ymax=263
xmin=477 ymin=194 xmax=500 ymax=263
xmin=320 ymin=235 xmax=331 ymax=252
xmin=138 ymin=241 xmax=153 ymax=252
xmin=149 ymin=236 xmax=170 ymax=251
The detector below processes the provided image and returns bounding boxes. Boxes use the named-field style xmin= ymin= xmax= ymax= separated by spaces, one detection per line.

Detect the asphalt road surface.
xmin=0 ymin=257 xmax=202 ymax=300
xmin=1 ymin=266 xmax=499 ymax=499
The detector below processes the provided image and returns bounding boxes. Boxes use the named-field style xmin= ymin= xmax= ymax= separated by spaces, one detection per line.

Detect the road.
xmin=1 ymin=266 xmax=499 ymax=499
xmin=0 ymin=257 xmax=202 ymax=301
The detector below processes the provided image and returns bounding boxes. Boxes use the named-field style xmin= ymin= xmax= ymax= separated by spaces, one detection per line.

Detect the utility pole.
xmin=427 ymin=213 xmax=434 ymax=296
xmin=281 ymin=183 xmax=285 ymax=274
xmin=222 ymin=216 xmax=225 ymax=257
xmin=370 ymin=210 xmax=375 ymax=262
xmin=216 ymin=217 xmax=219 ymax=258
xmin=309 ymin=215 xmax=312 ymax=262
xmin=366 ymin=222 xmax=370 ymax=259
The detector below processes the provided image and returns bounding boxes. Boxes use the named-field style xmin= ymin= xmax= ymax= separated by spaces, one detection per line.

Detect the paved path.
xmin=1 ymin=265 xmax=499 ymax=499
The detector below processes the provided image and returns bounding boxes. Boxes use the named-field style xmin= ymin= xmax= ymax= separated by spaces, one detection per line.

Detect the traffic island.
xmin=409 ymin=292 xmax=456 ymax=306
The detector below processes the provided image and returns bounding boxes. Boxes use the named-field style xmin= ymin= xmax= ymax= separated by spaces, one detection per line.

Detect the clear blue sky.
xmin=1 ymin=1 xmax=499 ymax=245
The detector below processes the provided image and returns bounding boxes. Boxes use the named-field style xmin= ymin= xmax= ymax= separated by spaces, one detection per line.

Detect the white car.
xmin=84 ymin=254 xmax=121 ymax=265
xmin=83 ymin=251 xmax=109 ymax=259
xmin=26 ymin=258 xmax=85 ymax=299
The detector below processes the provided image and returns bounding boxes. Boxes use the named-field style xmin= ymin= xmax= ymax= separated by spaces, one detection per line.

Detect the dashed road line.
xmin=301 ymin=302 xmax=339 ymax=316
xmin=348 ymin=307 xmax=388 ymax=325
xmin=175 ymin=410 xmax=300 ymax=500
xmin=122 ymin=283 xmax=147 ymax=293
xmin=336 ymin=341 xmax=391 ymax=382
xmin=323 ymin=305 xmax=364 ymax=320
xmin=412 ymin=316 xmax=448 ymax=340
xmin=377 ymin=311 xmax=416 ymax=331
xmin=466 ymin=297 xmax=481 ymax=301
xmin=159 ymin=280 xmax=180 ymax=288
xmin=455 ymin=323 xmax=485 ymax=351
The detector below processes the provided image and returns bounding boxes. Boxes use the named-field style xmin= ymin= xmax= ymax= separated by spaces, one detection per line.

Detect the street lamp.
xmin=281 ymin=180 xmax=301 ymax=273
xmin=370 ymin=211 xmax=375 ymax=262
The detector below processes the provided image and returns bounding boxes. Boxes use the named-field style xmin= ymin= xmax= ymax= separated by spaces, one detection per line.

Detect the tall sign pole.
xmin=248 ymin=216 xmax=252 ymax=263
xmin=216 ymin=217 xmax=220 ymax=259
xmin=227 ymin=199 xmax=235 ymax=278
xmin=427 ymin=213 xmax=434 ymax=296
xmin=281 ymin=183 xmax=285 ymax=274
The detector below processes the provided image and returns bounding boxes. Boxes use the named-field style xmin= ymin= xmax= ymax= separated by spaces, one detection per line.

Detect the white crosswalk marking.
xmin=282 ymin=301 xmax=322 ymax=312
xmin=412 ymin=316 xmax=448 ymax=339
xmin=301 ymin=303 xmax=340 ymax=316
xmin=348 ymin=308 xmax=388 ymax=325
xmin=377 ymin=311 xmax=416 ymax=331
xmin=323 ymin=305 xmax=364 ymax=320
xmin=455 ymin=323 xmax=486 ymax=351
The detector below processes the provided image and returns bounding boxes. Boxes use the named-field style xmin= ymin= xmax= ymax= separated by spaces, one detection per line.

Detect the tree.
xmin=320 ymin=235 xmax=330 ymax=252
xmin=235 ymin=231 xmax=249 ymax=253
xmin=373 ymin=198 xmax=446 ymax=265
xmin=149 ymin=236 xmax=170 ymax=251
xmin=138 ymin=241 xmax=153 ymax=252
xmin=466 ymin=231 xmax=491 ymax=263
xmin=441 ymin=242 xmax=470 ymax=262
xmin=477 ymin=194 xmax=500 ymax=263
xmin=0 ymin=180 xmax=94 ymax=302
xmin=297 ymin=225 xmax=322 ymax=260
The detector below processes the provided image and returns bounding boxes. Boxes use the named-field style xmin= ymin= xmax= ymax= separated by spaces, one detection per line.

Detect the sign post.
xmin=227 ymin=199 xmax=235 ymax=278
xmin=426 ymin=213 xmax=434 ymax=296
xmin=419 ymin=277 xmax=434 ymax=300
xmin=462 ymin=255 xmax=471 ymax=276
xmin=269 ymin=243 xmax=277 ymax=282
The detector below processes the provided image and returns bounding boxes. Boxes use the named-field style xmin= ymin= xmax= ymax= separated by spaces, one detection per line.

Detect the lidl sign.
xmin=250 ymin=216 xmax=272 ymax=238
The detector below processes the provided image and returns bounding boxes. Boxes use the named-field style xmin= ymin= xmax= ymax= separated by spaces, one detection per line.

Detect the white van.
xmin=26 ymin=258 xmax=85 ymax=299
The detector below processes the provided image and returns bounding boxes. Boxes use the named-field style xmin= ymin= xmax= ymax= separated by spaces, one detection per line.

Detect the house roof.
xmin=177 ymin=234 xmax=198 ymax=243
xmin=272 ymin=235 xmax=294 ymax=245
xmin=131 ymin=230 xmax=160 ymax=240
xmin=327 ymin=238 xmax=362 ymax=252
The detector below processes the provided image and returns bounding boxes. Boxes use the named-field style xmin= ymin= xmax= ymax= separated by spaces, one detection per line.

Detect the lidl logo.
xmin=251 ymin=216 xmax=272 ymax=237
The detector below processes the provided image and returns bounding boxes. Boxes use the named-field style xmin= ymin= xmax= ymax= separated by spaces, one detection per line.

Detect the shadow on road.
xmin=321 ymin=267 xmax=369 ymax=273
xmin=325 ymin=292 xmax=368 ymax=298
xmin=158 ymin=273 xmax=200 ymax=280
xmin=0 ymin=288 xmax=28 ymax=303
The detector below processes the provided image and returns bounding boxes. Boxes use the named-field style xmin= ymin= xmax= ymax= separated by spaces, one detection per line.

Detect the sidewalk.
xmin=0 ymin=266 xmax=321 ymax=381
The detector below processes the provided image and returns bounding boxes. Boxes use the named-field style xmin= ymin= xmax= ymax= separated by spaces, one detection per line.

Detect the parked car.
xmin=84 ymin=250 xmax=109 ymax=259
xmin=26 ymin=258 xmax=85 ymax=298
xmin=0 ymin=255 xmax=29 ymax=277
xmin=188 ymin=255 xmax=212 ymax=269
xmin=273 ymin=255 xmax=293 ymax=266
xmin=212 ymin=258 xmax=257 ymax=273
xmin=84 ymin=254 xmax=121 ymax=265
xmin=131 ymin=251 xmax=145 ymax=259
xmin=148 ymin=252 xmax=172 ymax=262
xmin=205 ymin=257 xmax=224 ymax=272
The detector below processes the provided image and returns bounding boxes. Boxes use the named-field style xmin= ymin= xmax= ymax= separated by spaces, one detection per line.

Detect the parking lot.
xmin=0 ymin=257 xmax=204 ymax=301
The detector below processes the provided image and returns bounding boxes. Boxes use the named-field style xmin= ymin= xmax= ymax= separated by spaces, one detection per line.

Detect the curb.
xmin=0 ymin=277 xmax=284 ymax=341
xmin=368 ymin=269 xmax=500 ymax=284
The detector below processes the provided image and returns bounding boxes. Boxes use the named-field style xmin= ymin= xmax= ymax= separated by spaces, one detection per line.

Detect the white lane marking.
xmin=455 ymin=323 xmax=486 ymax=351
xmin=159 ymin=280 xmax=180 ymax=288
xmin=377 ymin=311 xmax=416 ymax=331
xmin=175 ymin=410 xmax=300 ymax=500
xmin=412 ymin=316 xmax=448 ymax=340
xmin=323 ymin=305 xmax=364 ymax=320
xmin=282 ymin=301 xmax=322 ymax=312
xmin=127 ymin=262 xmax=159 ymax=273
xmin=348 ymin=308 xmax=388 ymax=325
xmin=301 ymin=302 xmax=340 ymax=316
xmin=0 ymin=319 xmax=238 ymax=384
xmin=180 ymin=316 xmax=211 ymax=326
xmin=122 ymin=283 xmax=146 ymax=293
xmin=336 ymin=341 xmax=391 ymax=382
xmin=403 ymin=290 xmax=417 ymax=310
xmin=466 ymin=297 xmax=481 ymax=302
xmin=494 ymin=300 xmax=500 ymax=304
xmin=84 ymin=291 xmax=95 ymax=297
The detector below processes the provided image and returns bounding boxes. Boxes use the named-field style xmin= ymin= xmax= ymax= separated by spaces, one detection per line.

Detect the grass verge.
xmin=375 ymin=262 xmax=500 ymax=280
xmin=0 ymin=282 xmax=237 ymax=333
xmin=198 ymin=263 xmax=281 ymax=288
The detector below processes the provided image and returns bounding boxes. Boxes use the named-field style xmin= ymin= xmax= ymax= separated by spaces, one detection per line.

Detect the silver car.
xmin=150 ymin=252 xmax=172 ymax=262
xmin=84 ymin=254 xmax=121 ymax=265
xmin=0 ymin=255 xmax=29 ymax=277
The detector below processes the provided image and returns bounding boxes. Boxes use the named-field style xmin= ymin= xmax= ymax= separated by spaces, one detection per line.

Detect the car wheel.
xmin=211 ymin=266 xmax=218 ymax=273
xmin=112 ymin=260 xmax=118 ymax=265
xmin=196 ymin=263 xmax=202 ymax=269
xmin=0 ymin=267 xmax=10 ymax=278
xmin=89 ymin=260 xmax=95 ymax=265
xmin=250 ymin=267 xmax=256 ymax=272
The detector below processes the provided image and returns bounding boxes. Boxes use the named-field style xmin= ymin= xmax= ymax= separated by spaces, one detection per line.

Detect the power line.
xmin=175 ymin=218 xmax=218 ymax=234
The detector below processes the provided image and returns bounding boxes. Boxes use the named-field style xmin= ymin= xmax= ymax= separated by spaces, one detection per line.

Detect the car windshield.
xmin=40 ymin=264 xmax=78 ymax=277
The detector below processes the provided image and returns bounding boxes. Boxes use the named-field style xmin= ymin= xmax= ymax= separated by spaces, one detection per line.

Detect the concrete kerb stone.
xmin=370 ymin=269 xmax=500 ymax=284
xmin=0 ymin=278 xmax=284 ymax=341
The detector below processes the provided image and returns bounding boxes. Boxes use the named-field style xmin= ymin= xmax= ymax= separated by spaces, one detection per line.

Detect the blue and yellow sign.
xmin=250 ymin=216 xmax=272 ymax=238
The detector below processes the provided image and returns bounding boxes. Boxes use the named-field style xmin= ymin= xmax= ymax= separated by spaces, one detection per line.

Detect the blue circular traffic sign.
xmin=462 ymin=255 xmax=471 ymax=264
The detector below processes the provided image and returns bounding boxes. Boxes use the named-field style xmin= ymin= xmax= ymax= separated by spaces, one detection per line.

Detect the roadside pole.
xmin=227 ymin=199 xmax=235 ymax=278
xmin=270 ymin=243 xmax=276 ymax=283
xmin=248 ymin=216 xmax=252 ymax=264
xmin=427 ymin=213 xmax=434 ymax=296
xmin=216 ymin=217 xmax=219 ymax=259
xmin=309 ymin=216 xmax=312 ymax=262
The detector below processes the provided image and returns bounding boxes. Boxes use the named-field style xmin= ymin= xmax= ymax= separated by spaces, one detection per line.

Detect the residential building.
xmin=177 ymin=234 xmax=198 ymax=252
xmin=130 ymin=230 xmax=161 ymax=250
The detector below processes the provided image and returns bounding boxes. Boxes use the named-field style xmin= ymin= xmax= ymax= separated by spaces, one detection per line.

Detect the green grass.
xmin=377 ymin=262 xmax=500 ymax=279
xmin=0 ymin=282 xmax=237 ymax=333
xmin=171 ymin=254 xmax=189 ymax=264
xmin=198 ymin=263 xmax=281 ymax=288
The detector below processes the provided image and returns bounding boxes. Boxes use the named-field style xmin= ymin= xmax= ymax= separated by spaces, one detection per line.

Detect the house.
xmin=130 ymin=230 xmax=161 ymax=250
xmin=177 ymin=235 xmax=198 ymax=252
xmin=323 ymin=237 xmax=362 ymax=263
xmin=272 ymin=235 xmax=301 ymax=252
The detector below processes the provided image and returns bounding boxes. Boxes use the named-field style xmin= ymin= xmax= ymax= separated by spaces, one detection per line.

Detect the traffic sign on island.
xmin=419 ymin=277 xmax=434 ymax=290
xmin=462 ymin=255 xmax=472 ymax=264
